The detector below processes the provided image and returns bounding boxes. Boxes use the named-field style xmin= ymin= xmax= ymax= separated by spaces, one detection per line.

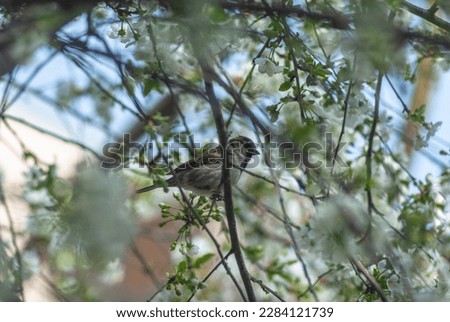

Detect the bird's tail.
xmin=136 ymin=185 xmax=157 ymax=194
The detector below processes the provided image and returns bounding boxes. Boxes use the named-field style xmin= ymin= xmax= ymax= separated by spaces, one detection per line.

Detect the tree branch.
xmin=203 ymin=74 xmax=256 ymax=301
xmin=160 ymin=154 xmax=247 ymax=301
xmin=218 ymin=0 xmax=351 ymax=30
xmin=0 ymin=190 xmax=24 ymax=300
xmin=250 ymin=276 xmax=285 ymax=302
xmin=185 ymin=18 xmax=257 ymax=300
xmin=0 ymin=1 xmax=102 ymax=76
xmin=1 ymin=114 xmax=103 ymax=160
xmin=365 ymin=72 xmax=383 ymax=216
xmin=188 ymin=250 xmax=233 ymax=301
xmin=349 ymin=257 xmax=389 ymax=302
xmin=400 ymin=1 xmax=450 ymax=33
xmin=129 ymin=241 xmax=161 ymax=290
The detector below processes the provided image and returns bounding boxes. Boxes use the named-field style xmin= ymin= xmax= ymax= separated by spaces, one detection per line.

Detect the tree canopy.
xmin=0 ymin=0 xmax=449 ymax=301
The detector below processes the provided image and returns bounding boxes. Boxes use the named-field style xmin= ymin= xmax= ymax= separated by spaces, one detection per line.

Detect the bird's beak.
xmin=250 ymin=148 xmax=259 ymax=155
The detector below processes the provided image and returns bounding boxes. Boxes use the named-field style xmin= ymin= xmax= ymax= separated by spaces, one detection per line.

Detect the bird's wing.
xmin=173 ymin=152 xmax=222 ymax=173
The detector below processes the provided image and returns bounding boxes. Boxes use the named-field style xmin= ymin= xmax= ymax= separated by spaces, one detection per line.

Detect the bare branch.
xmin=400 ymin=1 xmax=450 ymax=33
xmin=349 ymin=257 xmax=389 ymax=302
xmin=1 ymin=114 xmax=103 ymax=160
xmin=365 ymin=72 xmax=383 ymax=216
xmin=203 ymin=74 xmax=256 ymax=301
xmin=218 ymin=0 xmax=351 ymax=30
xmin=251 ymin=276 xmax=285 ymax=302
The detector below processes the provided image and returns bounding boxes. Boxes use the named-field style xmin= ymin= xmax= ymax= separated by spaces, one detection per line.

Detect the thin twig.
xmin=297 ymin=269 xmax=333 ymax=299
xmin=385 ymin=75 xmax=410 ymax=114
xmin=253 ymin=124 xmax=319 ymax=301
xmin=281 ymin=16 xmax=306 ymax=121
xmin=225 ymin=37 xmax=270 ymax=128
xmin=304 ymin=0 xmax=330 ymax=61
xmin=349 ymin=256 xmax=389 ymax=302
xmin=268 ymin=169 xmax=319 ymax=301
xmin=240 ymin=167 xmax=316 ymax=198
xmin=188 ymin=250 xmax=233 ymax=301
xmin=1 ymin=50 xmax=59 ymax=113
xmin=250 ymin=276 xmax=286 ymax=302
xmin=39 ymin=273 xmax=71 ymax=302
xmin=219 ymin=0 xmax=351 ymax=30
xmin=1 ymin=69 xmax=17 ymax=114
xmin=8 ymin=83 xmax=115 ymax=136
xmin=63 ymin=51 xmax=144 ymax=121
xmin=129 ymin=241 xmax=161 ymax=289
xmin=400 ymin=1 xmax=450 ymax=33
xmin=146 ymin=20 xmax=196 ymax=153
xmin=0 ymin=191 xmax=24 ymax=300
xmin=1 ymin=114 xmax=103 ymax=160
xmin=235 ymin=186 xmax=302 ymax=230
xmin=2 ymin=117 xmax=30 ymax=157
xmin=147 ymin=279 xmax=171 ymax=302
xmin=329 ymin=80 xmax=353 ymax=198
xmin=365 ymin=72 xmax=383 ymax=216
xmin=160 ymin=153 xmax=247 ymax=301
xmin=91 ymin=34 xmax=148 ymax=120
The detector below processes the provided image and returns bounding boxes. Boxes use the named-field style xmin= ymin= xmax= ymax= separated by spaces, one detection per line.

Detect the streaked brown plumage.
xmin=136 ymin=136 xmax=259 ymax=197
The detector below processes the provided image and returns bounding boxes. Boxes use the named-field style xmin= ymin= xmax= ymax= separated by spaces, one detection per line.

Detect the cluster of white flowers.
xmin=254 ymin=57 xmax=285 ymax=76
xmin=307 ymin=195 xmax=376 ymax=262
xmin=107 ymin=23 xmax=135 ymax=46
xmin=22 ymin=166 xmax=56 ymax=207
xmin=23 ymin=189 xmax=55 ymax=208
xmin=414 ymin=121 xmax=442 ymax=151
xmin=99 ymin=258 xmax=125 ymax=285
xmin=378 ymin=110 xmax=392 ymax=141
xmin=64 ymin=167 xmax=137 ymax=261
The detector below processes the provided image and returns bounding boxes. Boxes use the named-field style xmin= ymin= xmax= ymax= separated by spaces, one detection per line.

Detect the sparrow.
xmin=136 ymin=136 xmax=259 ymax=198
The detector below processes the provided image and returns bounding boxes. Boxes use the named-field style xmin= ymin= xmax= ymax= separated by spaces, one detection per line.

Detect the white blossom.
xmin=254 ymin=57 xmax=284 ymax=76
xmin=186 ymin=244 xmax=199 ymax=256
xmin=23 ymin=189 xmax=55 ymax=207
xmin=378 ymin=110 xmax=391 ymax=140
xmin=425 ymin=121 xmax=442 ymax=141
xmin=414 ymin=135 xmax=429 ymax=151
xmin=100 ymin=258 xmax=125 ymax=285
xmin=107 ymin=23 xmax=134 ymax=45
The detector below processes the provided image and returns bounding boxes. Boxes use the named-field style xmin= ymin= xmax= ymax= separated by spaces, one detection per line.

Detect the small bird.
xmin=136 ymin=136 xmax=259 ymax=198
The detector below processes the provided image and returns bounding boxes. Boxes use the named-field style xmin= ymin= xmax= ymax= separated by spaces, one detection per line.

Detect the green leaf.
xmin=280 ymin=95 xmax=295 ymax=103
xmin=268 ymin=19 xmax=284 ymax=33
xmin=143 ymin=79 xmax=160 ymax=96
xmin=263 ymin=29 xmax=279 ymax=38
xmin=409 ymin=105 xmax=426 ymax=123
xmin=177 ymin=260 xmax=187 ymax=272
xmin=306 ymin=74 xmax=318 ymax=86
xmin=208 ymin=6 xmax=230 ymax=23
xmin=243 ymin=245 xmax=264 ymax=262
xmin=279 ymin=80 xmax=292 ymax=91
xmin=266 ymin=105 xmax=279 ymax=122
xmin=193 ymin=253 xmax=214 ymax=268
xmin=314 ymin=67 xmax=332 ymax=77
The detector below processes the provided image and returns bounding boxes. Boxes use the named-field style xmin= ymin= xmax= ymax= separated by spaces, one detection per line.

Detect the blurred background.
xmin=0 ymin=0 xmax=449 ymax=301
